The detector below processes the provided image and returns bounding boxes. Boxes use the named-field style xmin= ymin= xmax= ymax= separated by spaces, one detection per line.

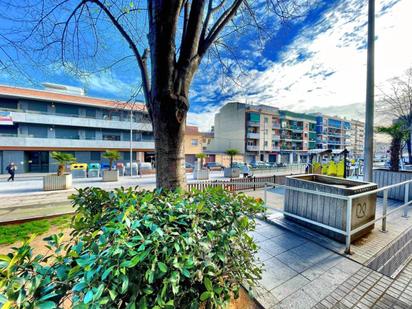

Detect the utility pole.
xmin=364 ymin=0 xmax=375 ymax=182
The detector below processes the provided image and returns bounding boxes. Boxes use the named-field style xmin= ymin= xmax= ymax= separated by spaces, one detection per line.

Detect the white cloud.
xmin=188 ymin=0 xmax=412 ymax=129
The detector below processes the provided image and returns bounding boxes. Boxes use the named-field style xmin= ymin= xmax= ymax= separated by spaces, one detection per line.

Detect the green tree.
xmin=0 ymin=1 xmax=307 ymax=190
xmin=226 ymin=149 xmax=239 ymax=168
xmin=195 ymin=153 xmax=207 ymax=168
xmin=376 ymin=121 xmax=409 ymax=172
xmin=102 ymin=150 xmax=121 ymax=171
xmin=51 ymin=151 xmax=76 ymax=176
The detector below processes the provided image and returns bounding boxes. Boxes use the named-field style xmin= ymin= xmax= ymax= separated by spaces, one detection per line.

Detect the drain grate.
xmin=367 ymin=228 xmax=412 ymax=278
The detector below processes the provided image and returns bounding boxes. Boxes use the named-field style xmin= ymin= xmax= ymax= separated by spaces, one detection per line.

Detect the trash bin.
xmin=70 ymin=163 xmax=87 ymax=178
xmin=125 ymin=162 xmax=138 ymax=176
xmin=88 ymin=163 xmax=100 ymax=178
xmin=116 ymin=162 xmax=125 ymax=176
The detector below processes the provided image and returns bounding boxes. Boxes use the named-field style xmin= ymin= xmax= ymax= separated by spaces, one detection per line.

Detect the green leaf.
xmin=121 ymin=276 xmax=129 ymax=294
xmin=84 ymin=290 xmax=93 ymax=304
xmin=200 ymin=291 xmax=211 ymax=301
xmin=204 ymin=277 xmax=213 ymax=292
xmin=157 ymin=262 xmax=168 ymax=273
xmin=36 ymin=301 xmax=57 ymax=309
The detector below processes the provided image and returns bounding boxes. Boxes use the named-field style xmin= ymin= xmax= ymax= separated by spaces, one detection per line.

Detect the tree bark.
xmin=407 ymin=137 xmax=412 ymax=164
xmin=390 ymin=138 xmax=401 ymax=172
xmin=152 ymin=94 xmax=187 ymax=190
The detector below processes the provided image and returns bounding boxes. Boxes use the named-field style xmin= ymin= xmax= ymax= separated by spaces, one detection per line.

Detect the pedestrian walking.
xmin=6 ymin=162 xmax=17 ymax=182
xmin=242 ymin=163 xmax=252 ymax=178
xmin=137 ymin=160 xmax=142 ymax=178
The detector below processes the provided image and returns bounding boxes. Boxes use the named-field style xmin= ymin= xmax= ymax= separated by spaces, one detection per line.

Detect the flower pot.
xmin=224 ymin=168 xmax=240 ymax=178
xmin=102 ymin=170 xmax=119 ymax=182
xmin=373 ymin=169 xmax=412 ymax=201
xmin=43 ymin=174 xmax=72 ymax=191
xmin=193 ymin=168 xmax=209 ymax=180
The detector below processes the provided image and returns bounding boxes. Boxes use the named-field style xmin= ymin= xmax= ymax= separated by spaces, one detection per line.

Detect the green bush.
xmin=0 ymin=187 xmax=264 ymax=308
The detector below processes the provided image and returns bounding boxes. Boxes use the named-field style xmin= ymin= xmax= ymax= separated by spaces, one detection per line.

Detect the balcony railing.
xmin=247 ymin=132 xmax=260 ymax=139
xmin=247 ymin=121 xmax=260 ymax=127
xmin=246 ymin=145 xmax=259 ymax=151
xmin=272 ymin=146 xmax=281 ymax=151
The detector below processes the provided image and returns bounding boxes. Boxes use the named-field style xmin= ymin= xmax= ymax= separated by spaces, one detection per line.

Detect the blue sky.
xmin=0 ymin=0 xmax=411 ymax=131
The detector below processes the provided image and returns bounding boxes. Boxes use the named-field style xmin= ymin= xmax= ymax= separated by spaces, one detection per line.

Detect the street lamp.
xmin=364 ymin=0 xmax=375 ymax=182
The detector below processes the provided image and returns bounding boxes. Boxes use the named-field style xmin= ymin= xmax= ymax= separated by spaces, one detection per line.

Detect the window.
xmin=264 ymin=117 xmax=269 ymax=123
xmin=191 ymin=139 xmax=198 ymax=146
xmin=264 ymin=141 xmax=268 ymax=147
xmin=90 ymin=151 xmax=101 ymax=161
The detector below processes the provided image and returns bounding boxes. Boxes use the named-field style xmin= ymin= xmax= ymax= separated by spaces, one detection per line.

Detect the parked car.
xmin=185 ymin=162 xmax=194 ymax=169
xmin=205 ymin=162 xmax=225 ymax=170
xmin=250 ymin=161 xmax=271 ymax=168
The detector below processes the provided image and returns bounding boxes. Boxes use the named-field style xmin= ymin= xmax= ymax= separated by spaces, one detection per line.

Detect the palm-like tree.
xmin=376 ymin=121 xmax=409 ymax=172
xmin=102 ymin=150 xmax=121 ymax=171
xmin=195 ymin=153 xmax=207 ymax=168
xmin=51 ymin=151 xmax=76 ymax=176
xmin=226 ymin=149 xmax=239 ymax=168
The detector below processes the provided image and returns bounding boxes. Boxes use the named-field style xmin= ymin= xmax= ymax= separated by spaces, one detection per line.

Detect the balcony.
xmin=0 ymin=135 xmax=154 ymax=150
xmin=246 ymin=145 xmax=259 ymax=151
xmin=9 ymin=111 xmax=152 ymax=132
xmin=247 ymin=132 xmax=260 ymax=139
xmin=272 ymin=123 xmax=280 ymax=129
xmin=272 ymin=146 xmax=281 ymax=152
xmin=247 ymin=121 xmax=260 ymax=127
xmin=272 ymin=135 xmax=280 ymax=141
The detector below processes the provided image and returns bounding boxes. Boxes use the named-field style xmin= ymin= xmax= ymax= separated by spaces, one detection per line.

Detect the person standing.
xmin=6 ymin=162 xmax=17 ymax=182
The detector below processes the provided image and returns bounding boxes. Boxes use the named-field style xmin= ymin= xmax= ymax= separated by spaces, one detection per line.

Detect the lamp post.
xmin=364 ymin=0 xmax=375 ymax=182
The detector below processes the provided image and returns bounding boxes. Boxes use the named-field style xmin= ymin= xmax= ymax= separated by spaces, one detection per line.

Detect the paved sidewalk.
xmin=252 ymin=220 xmax=412 ymax=309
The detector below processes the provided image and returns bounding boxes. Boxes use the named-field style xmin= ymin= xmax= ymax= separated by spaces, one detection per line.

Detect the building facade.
xmin=349 ymin=119 xmax=365 ymax=158
xmin=0 ymin=84 xmax=155 ymax=173
xmin=207 ymin=102 xmax=320 ymax=163
xmin=279 ymin=110 xmax=317 ymax=163
xmin=315 ymin=114 xmax=351 ymax=151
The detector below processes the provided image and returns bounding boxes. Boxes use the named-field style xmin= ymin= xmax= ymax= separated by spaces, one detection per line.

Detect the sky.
xmin=0 ymin=0 xmax=411 ymax=131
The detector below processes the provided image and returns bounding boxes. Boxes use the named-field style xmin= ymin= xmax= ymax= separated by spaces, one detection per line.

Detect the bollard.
xmin=381 ymin=189 xmax=388 ymax=232
xmin=345 ymin=198 xmax=352 ymax=254
xmin=403 ymin=183 xmax=410 ymax=218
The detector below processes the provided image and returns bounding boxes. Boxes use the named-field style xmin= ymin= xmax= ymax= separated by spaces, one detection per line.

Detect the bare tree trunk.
xmin=390 ymin=139 xmax=401 ymax=172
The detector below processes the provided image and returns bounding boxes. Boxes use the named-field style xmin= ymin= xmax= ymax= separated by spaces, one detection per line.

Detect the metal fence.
xmin=187 ymin=175 xmax=276 ymax=192
xmin=261 ymin=179 xmax=412 ymax=254
xmin=189 ymin=177 xmax=412 ymax=254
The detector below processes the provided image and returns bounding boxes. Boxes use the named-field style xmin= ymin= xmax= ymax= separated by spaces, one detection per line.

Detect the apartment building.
xmin=314 ymin=114 xmax=351 ymax=151
xmin=279 ymin=110 xmax=317 ymax=163
xmin=207 ymin=102 xmax=319 ymax=163
xmin=0 ymin=84 xmax=155 ymax=173
xmin=349 ymin=119 xmax=365 ymax=158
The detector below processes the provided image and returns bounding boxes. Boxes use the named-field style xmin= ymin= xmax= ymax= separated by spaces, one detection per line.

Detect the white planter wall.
xmin=43 ymin=174 xmax=72 ymax=191
xmin=193 ymin=169 xmax=209 ymax=180
xmin=224 ymin=168 xmax=240 ymax=178
xmin=373 ymin=169 xmax=412 ymax=201
xmin=103 ymin=170 xmax=119 ymax=182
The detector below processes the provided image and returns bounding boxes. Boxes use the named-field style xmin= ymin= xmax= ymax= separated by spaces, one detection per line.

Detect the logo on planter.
xmin=356 ymin=202 xmax=367 ymax=218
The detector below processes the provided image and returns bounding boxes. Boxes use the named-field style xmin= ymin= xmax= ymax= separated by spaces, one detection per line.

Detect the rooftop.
xmin=0 ymin=84 xmax=147 ymax=112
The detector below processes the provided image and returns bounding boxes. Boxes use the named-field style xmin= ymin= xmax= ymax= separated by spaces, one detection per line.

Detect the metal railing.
xmin=187 ymin=177 xmax=412 ymax=255
xmin=261 ymin=179 xmax=412 ymax=254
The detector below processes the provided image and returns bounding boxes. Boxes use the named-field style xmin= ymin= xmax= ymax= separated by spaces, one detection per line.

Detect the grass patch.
xmin=0 ymin=215 xmax=72 ymax=245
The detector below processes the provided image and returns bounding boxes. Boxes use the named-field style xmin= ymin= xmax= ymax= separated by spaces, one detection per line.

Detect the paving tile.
xmin=271 ymin=274 xmax=310 ymax=301
xmin=259 ymin=238 xmax=293 ymax=256
xmin=257 ymin=225 xmax=286 ymax=238
xmin=258 ymin=257 xmax=298 ymax=291
xmin=276 ymin=289 xmax=317 ymax=309
xmin=256 ymin=248 xmax=273 ymax=262
xmin=276 ymin=250 xmax=320 ymax=273
xmin=301 ymin=254 xmax=345 ymax=281
xmin=301 ymin=274 xmax=341 ymax=302
xmin=334 ymin=258 xmax=363 ymax=275
xmin=253 ymin=286 xmax=279 ymax=309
